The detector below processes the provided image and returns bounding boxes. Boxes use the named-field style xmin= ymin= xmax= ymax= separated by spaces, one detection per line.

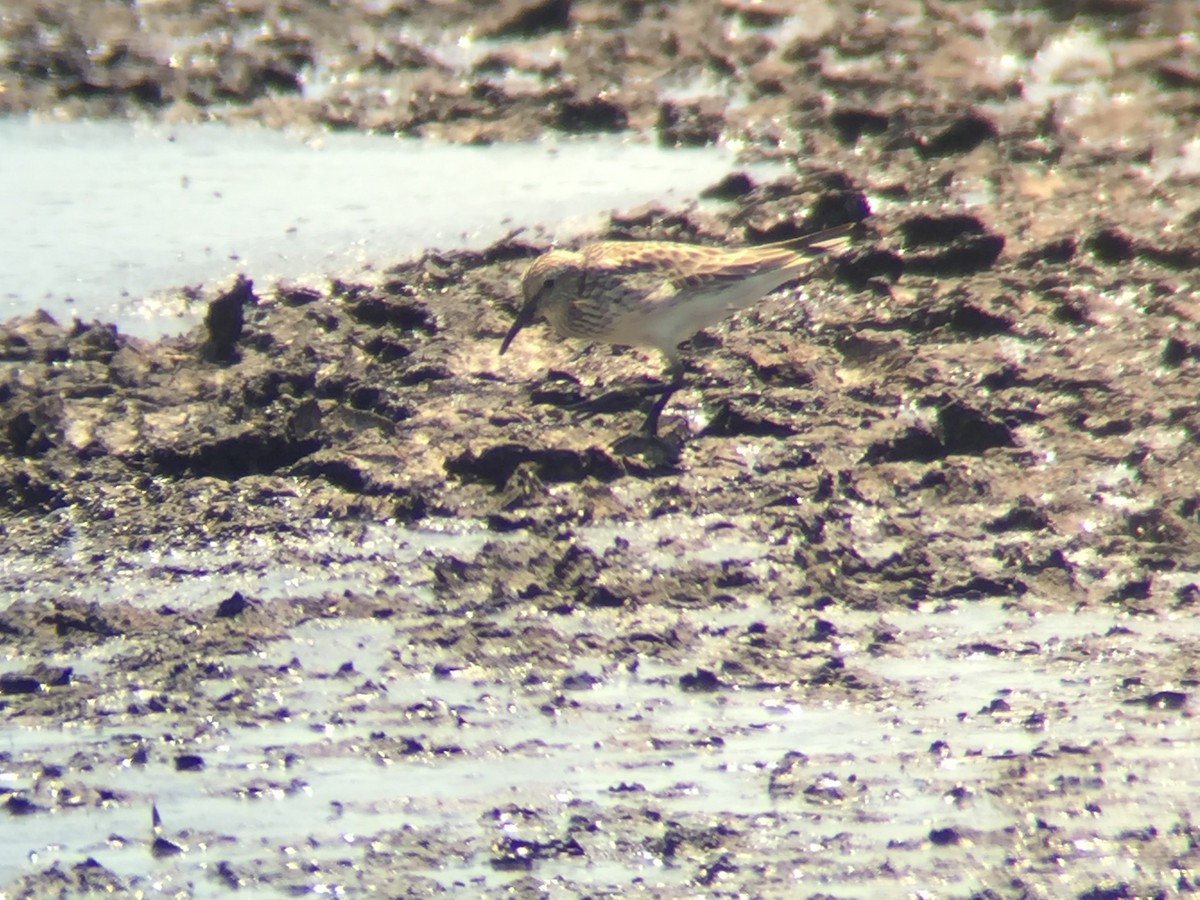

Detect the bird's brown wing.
xmin=581 ymin=241 xmax=801 ymax=307
xmin=582 ymin=225 xmax=852 ymax=305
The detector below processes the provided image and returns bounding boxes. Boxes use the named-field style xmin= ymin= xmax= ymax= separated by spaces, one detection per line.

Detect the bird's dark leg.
xmin=570 ymin=379 xmax=668 ymax=418
xmin=640 ymin=358 xmax=685 ymax=437
xmin=569 ymin=349 xmax=678 ymax=420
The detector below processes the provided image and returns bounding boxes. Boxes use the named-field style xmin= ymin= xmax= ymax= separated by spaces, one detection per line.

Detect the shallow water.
xmin=4 ymin=518 xmax=1198 ymax=895
xmin=0 ymin=119 xmax=746 ymax=337
xmin=3 ymin=517 xmax=494 ymax=607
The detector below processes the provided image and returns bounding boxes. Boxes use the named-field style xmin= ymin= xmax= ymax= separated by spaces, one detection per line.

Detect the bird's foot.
xmin=569 ymin=380 xmax=672 ymax=420
xmin=610 ymin=426 xmax=685 ymax=466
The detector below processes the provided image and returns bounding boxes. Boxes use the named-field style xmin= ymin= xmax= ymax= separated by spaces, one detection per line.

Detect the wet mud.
xmin=3 ymin=0 xmax=1200 ymax=896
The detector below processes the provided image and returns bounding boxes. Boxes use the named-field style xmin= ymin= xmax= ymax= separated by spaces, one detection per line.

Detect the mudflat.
xmin=1 ymin=1 xmax=1199 ymax=896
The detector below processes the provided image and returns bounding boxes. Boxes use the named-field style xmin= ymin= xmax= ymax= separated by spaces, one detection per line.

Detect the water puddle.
xmin=3 ymin=512 xmax=1199 ymax=893
xmin=2 ymin=518 xmax=496 ymax=608
xmin=0 ymin=118 xmax=760 ymax=337
xmin=6 ymin=595 xmax=1195 ymax=893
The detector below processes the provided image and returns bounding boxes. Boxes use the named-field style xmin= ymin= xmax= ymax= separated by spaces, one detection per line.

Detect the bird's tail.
xmin=775 ymin=221 xmax=856 ymax=257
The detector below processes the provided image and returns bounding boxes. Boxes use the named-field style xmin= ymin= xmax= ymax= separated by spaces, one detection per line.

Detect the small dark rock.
xmin=680 ymin=669 xmax=721 ymax=692
xmin=1085 ymin=228 xmax=1135 ymax=263
xmin=915 ymin=114 xmax=998 ymax=158
xmin=929 ymin=826 xmax=962 ymax=846
xmin=204 ymin=275 xmax=255 ymax=362
xmin=830 ymin=108 xmax=890 ymax=144
xmin=985 ymin=502 xmax=1051 ymax=533
xmin=701 ymin=172 xmax=756 ymax=200
xmin=214 ymin=591 xmax=250 ymax=618
xmin=1129 ymin=690 xmax=1187 ymax=711
xmin=557 ymin=95 xmax=628 ymax=133
xmin=482 ymin=0 xmax=572 ymax=38
xmin=151 ymin=836 xmax=185 ymax=858
xmin=0 ymin=675 xmax=41 ymax=695
xmin=657 ymin=98 xmax=725 ymax=147
xmin=5 ymin=795 xmax=44 ymax=815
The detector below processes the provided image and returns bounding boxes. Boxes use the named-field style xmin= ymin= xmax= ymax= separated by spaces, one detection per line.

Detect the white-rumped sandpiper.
xmin=500 ymin=223 xmax=854 ymax=435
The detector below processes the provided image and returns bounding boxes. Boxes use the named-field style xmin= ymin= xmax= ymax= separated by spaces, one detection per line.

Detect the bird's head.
xmin=500 ymin=249 xmax=583 ymax=355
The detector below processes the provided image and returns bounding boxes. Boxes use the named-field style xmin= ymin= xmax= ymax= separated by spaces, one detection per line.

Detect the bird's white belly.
xmin=612 ymin=276 xmax=795 ymax=353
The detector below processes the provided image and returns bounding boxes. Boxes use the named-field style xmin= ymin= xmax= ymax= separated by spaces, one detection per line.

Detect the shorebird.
xmin=500 ymin=223 xmax=854 ymax=436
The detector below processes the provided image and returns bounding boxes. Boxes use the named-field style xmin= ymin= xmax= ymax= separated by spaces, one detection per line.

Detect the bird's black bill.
xmin=499 ymin=297 xmax=539 ymax=355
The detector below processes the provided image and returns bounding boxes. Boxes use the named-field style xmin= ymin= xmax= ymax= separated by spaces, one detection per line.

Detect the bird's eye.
xmin=543 ymin=277 xmax=557 ymax=290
